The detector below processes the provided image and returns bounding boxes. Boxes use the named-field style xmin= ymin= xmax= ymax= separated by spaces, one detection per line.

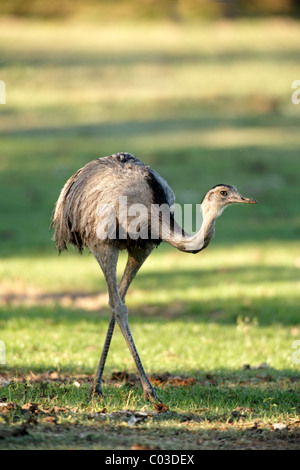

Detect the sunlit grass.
xmin=1 ymin=18 xmax=300 ymax=130
xmin=0 ymin=241 xmax=299 ymax=376
xmin=0 ymin=16 xmax=299 ymax=449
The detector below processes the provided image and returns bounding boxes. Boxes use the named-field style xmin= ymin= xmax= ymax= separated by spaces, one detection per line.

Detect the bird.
xmin=51 ymin=152 xmax=257 ymax=402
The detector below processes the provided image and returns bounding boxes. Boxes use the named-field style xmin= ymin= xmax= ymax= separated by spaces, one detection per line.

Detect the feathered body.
xmin=51 ymin=153 xmax=176 ymax=253
xmin=51 ymin=152 xmax=257 ymax=403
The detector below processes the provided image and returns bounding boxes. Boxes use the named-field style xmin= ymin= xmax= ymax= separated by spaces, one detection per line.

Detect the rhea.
xmin=51 ymin=153 xmax=257 ymax=402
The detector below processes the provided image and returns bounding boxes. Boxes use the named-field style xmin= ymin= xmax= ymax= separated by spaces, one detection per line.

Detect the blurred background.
xmin=0 ymin=1 xmax=299 ymax=376
xmin=0 ymin=0 xmax=300 ymax=256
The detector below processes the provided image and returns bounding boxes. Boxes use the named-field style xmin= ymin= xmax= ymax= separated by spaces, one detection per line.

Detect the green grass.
xmin=0 ymin=17 xmax=300 ymax=449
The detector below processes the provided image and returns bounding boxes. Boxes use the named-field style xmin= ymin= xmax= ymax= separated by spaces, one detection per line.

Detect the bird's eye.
xmin=220 ymin=190 xmax=228 ymax=196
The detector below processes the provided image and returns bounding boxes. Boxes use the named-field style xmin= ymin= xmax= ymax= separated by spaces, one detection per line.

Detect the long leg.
xmin=118 ymin=245 xmax=155 ymax=302
xmin=89 ymin=244 xmax=119 ymax=397
xmin=91 ymin=314 xmax=115 ymax=396
xmin=91 ymin=244 xmax=158 ymax=401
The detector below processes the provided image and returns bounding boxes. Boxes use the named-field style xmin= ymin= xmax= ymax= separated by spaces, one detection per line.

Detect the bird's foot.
xmin=143 ymin=387 xmax=163 ymax=403
xmin=143 ymin=388 xmax=169 ymax=412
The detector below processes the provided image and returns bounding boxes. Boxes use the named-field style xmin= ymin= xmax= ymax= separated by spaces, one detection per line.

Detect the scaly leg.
xmin=91 ymin=244 xmax=158 ymax=401
xmin=90 ymin=314 xmax=115 ymax=397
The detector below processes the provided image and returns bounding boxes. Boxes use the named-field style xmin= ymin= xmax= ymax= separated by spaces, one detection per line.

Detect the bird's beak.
xmin=237 ymin=195 xmax=258 ymax=204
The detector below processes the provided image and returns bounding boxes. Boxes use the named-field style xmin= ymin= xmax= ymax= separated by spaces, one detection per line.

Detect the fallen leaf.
xmin=21 ymin=403 xmax=39 ymax=414
xmin=0 ymin=402 xmax=16 ymax=414
xmin=49 ymin=371 xmax=59 ymax=380
xmin=154 ymin=402 xmax=169 ymax=413
xmin=41 ymin=416 xmax=57 ymax=425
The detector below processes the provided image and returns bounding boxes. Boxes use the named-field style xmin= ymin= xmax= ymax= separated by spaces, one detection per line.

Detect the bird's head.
xmin=201 ymin=184 xmax=257 ymax=218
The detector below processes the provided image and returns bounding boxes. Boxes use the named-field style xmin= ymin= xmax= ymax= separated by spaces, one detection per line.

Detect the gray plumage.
xmin=51 ymin=152 xmax=257 ymax=403
xmin=52 ymin=153 xmax=176 ymax=254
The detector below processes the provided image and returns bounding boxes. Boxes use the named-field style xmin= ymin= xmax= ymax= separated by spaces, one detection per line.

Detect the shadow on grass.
xmin=133 ymin=264 xmax=300 ymax=288
xmin=0 ymin=421 xmax=299 ymax=450
xmin=2 ymin=113 xmax=300 ymax=138
xmin=0 ymin=368 xmax=299 ymax=450
xmin=1 ymin=292 xmax=299 ymax=379
xmin=0 ymin=284 xmax=299 ymax=326
xmin=0 ymin=256 xmax=299 ymax=325
xmin=1 ymin=47 xmax=300 ymax=69
xmin=1 ymin=367 xmax=299 ymax=413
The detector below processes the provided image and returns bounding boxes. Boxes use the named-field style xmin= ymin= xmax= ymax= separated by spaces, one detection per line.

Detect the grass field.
xmin=0 ymin=16 xmax=300 ymax=450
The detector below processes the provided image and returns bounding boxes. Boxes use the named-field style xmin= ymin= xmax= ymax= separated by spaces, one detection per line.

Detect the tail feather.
xmin=51 ymin=168 xmax=84 ymax=253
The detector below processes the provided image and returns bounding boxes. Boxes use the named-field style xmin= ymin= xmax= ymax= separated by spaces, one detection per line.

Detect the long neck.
xmin=162 ymin=204 xmax=219 ymax=253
